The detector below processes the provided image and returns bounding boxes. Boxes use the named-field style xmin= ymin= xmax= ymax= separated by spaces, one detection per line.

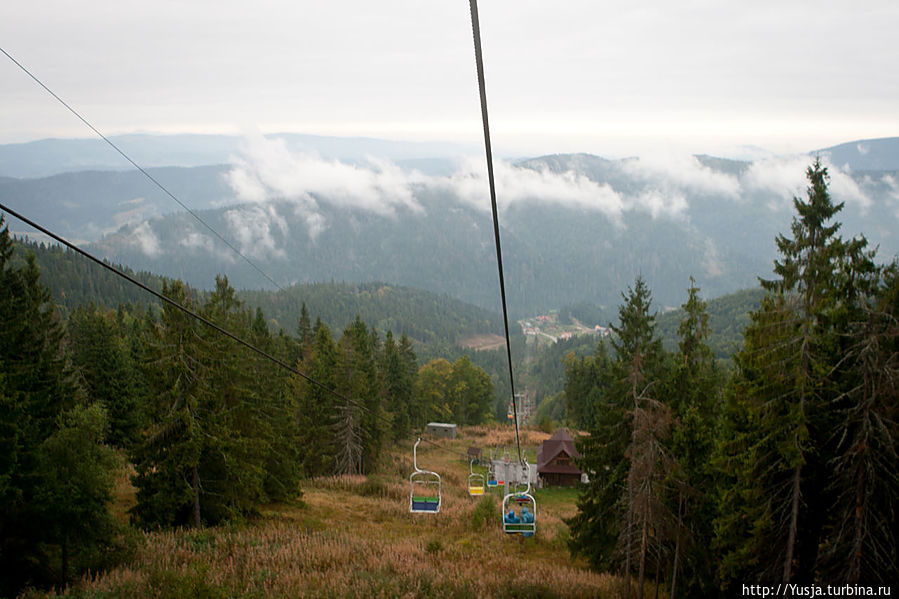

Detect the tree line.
xmin=0 ymin=220 xmax=496 ymax=595
xmin=565 ymin=160 xmax=898 ymax=596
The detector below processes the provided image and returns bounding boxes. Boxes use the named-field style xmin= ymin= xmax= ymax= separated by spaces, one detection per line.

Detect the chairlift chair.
xmin=410 ymin=438 xmax=441 ymax=513
xmin=502 ymin=459 xmax=536 ymax=536
xmin=486 ymin=463 xmax=498 ymax=488
xmin=468 ymin=459 xmax=486 ymax=496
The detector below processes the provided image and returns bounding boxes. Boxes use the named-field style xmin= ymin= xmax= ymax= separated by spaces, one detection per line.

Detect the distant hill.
xmin=656 ymin=287 xmax=767 ymax=361
xmin=240 ymin=281 xmax=503 ymax=346
xmin=0 ymin=133 xmax=471 ymax=178
xmin=11 ymin=236 xmax=502 ymax=348
xmin=0 ymin=165 xmax=234 ymax=242
xmin=10 ymin=237 xmax=168 ymax=314
xmin=816 ymin=137 xmax=899 ymax=171
xmin=3 ymin=135 xmax=897 ymax=317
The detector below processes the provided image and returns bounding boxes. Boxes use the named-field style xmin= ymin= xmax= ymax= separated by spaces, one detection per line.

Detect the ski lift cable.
xmin=0 ymin=46 xmax=286 ymax=293
xmin=2 ymin=27 xmax=520 ymax=468
xmin=0 ymin=203 xmax=359 ymax=407
xmin=1 ymin=204 xmax=481 ymax=466
xmin=468 ymin=0 xmax=523 ymax=467
xmin=7 ymin=215 xmax=490 ymax=473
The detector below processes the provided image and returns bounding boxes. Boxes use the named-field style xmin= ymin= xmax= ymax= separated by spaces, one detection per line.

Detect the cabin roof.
xmin=537 ymin=429 xmax=582 ymax=474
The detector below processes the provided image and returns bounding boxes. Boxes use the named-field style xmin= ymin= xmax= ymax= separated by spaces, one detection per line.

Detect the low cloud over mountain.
xmin=3 ymin=135 xmax=897 ymax=313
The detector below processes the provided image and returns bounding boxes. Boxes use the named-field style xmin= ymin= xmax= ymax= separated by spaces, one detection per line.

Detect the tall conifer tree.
xmin=716 ymin=160 xmax=880 ymax=587
xmin=0 ymin=217 xmax=117 ymax=593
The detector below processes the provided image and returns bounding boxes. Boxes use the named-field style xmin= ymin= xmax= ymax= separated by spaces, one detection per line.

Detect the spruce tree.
xmin=293 ymin=318 xmax=338 ymax=477
xmin=334 ymin=317 xmax=380 ymax=474
xmin=821 ymin=261 xmax=898 ymax=583
xmin=0 ymin=217 xmax=117 ymax=594
xmin=131 ymin=279 xmax=206 ymax=528
xmin=383 ymin=331 xmax=412 ymax=440
xmin=568 ymin=276 xmax=669 ymax=591
xmin=715 ymin=160 xmax=880 ymax=587
xmin=668 ymin=278 xmax=721 ymax=598
xmin=67 ymin=304 xmax=143 ymax=449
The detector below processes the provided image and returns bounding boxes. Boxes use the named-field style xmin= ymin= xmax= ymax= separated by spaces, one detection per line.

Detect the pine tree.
xmin=334 ymin=317 xmax=381 ymax=474
xmin=0 ymin=216 xmax=117 ymax=594
xmin=667 ymin=278 xmax=721 ymax=598
xmin=715 ymin=160 xmax=880 ymax=587
xmin=293 ymin=318 xmax=338 ymax=477
xmin=383 ymin=331 xmax=412 ymax=440
xmin=66 ymin=304 xmax=144 ymax=449
xmin=33 ymin=403 xmax=119 ymax=586
xmin=563 ymin=340 xmax=613 ymax=431
xmin=298 ymin=301 xmax=312 ymax=346
xmin=568 ymin=276 xmax=669 ymax=594
xmin=821 ymin=261 xmax=898 ymax=583
xmin=197 ymin=276 xmax=271 ymax=522
xmin=131 ymin=279 xmax=206 ymax=528
xmin=397 ymin=333 xmax=420 ymax=428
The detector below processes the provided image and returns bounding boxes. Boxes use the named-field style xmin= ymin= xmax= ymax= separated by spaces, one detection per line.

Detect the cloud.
xmin=744 ymin=154 xmax=872 ymax=211
xmin=223 ymin=136 xmax=883 ymax=253
xmin=226 ymin=136 xmax=636 ymax=234
xmin=827 ymin=167 xmax=872 ymax=212
xmin=883 ymin=174 xmax=899 ymax=218
xmin=224 ymin=203 xmax=288 ymax=260
xmin=113 ymin=197 xmax=157 ymax=229
xmin=224 ymin=136 xmax=765 ymax=237
xmin=180 ymin=231 xmax=216 ymax=253
xmin=619 ymin=153 xmax=741 ymax=202
xmin=226 ymin=134 xmax=425 ymax=215
xmin=446 ymin=157 xmax=625 ymax=222
xmin=743 ymin=154 xmax=809 ymax=205
xmin=630 ymin=188 xmax=689 ymax=220
xmin=702 ymin=237 xmax=725 ymax=278
xmin=130 ymin=221 xmax=161 ymax=258
xmin=292 ymin=203 xmax=327 ymax=241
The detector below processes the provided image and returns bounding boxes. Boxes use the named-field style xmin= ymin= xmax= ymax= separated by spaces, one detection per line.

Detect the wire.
xmin=1 ymin=41 xmax=516 ymax=472
xmin=1 ymin=204 xmax=484 ymax=466
xmin=0 ymin=203 xmax=352 ymax=406
xmin=0 ymin=46 xmax=285 ymax=293
xmin=468 ymin=0 xmax=522 ymax=466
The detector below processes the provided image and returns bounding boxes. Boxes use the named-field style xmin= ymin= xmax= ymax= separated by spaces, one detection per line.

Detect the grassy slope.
xmin=41 ymin=426 xmax=640 ymax=598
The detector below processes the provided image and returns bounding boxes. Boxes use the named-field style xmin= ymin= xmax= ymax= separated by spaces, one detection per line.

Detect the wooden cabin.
xmin=536 ymin=429 xmax=583 ymax=487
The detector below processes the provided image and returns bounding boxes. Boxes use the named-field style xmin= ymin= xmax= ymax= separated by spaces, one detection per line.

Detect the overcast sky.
xmin=1 ymin=0 xmax=897 ymax=158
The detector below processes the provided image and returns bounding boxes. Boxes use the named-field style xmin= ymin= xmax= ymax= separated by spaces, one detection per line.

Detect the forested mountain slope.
xmin=12 ymin=237 xmax=502 ymax=347
xmin=4 ymin=136 xmax=898 ymax=316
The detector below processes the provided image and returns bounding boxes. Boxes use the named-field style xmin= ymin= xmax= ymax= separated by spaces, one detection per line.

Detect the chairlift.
xmin=502 ymin=459 xmax=536 ymax=537
xmin=410 ymin=438 xmax=441 ymax=513
xmin=468 ymin=458 xmax=486 ymax=496
xmin=486 ymin=462 xmax=498 ymax=488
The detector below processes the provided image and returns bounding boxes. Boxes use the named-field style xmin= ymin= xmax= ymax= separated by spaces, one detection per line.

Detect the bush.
xmin=471 ymin=493 xmax=498 ymax=531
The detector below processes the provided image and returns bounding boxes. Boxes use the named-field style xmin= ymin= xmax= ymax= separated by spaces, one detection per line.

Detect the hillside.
xmin=241 ymin=281 xmax=503 ymax=346
xmin=34 ymin=426 xmax=624 ymax=599
xmin=655 ymin=287 xmax=766 ymax=360
xmin=11 ymin=236 xmax=503 ymax=349
xmin=11 ymin=236 xmax=168 ymax=314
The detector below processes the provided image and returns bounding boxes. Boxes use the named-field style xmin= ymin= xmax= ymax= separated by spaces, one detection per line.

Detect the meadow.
xmin=25 ymin=426 xmax=653 ymax=598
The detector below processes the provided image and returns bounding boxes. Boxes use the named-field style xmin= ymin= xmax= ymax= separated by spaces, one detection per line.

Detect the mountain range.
xmin=2 ymin=134 xmax=897 ymax=315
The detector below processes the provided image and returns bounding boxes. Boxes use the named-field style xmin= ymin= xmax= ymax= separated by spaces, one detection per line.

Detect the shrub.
xmin=471 ymin=493 xmax=498 ymax=531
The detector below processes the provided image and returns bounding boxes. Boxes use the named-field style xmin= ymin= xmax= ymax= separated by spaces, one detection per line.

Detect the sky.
xmin=1 ymin=0 xmax=898 ymax=159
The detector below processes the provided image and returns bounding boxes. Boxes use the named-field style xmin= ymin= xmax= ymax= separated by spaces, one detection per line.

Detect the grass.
xmin=35 ymin=425 xmax=630 ymax=598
